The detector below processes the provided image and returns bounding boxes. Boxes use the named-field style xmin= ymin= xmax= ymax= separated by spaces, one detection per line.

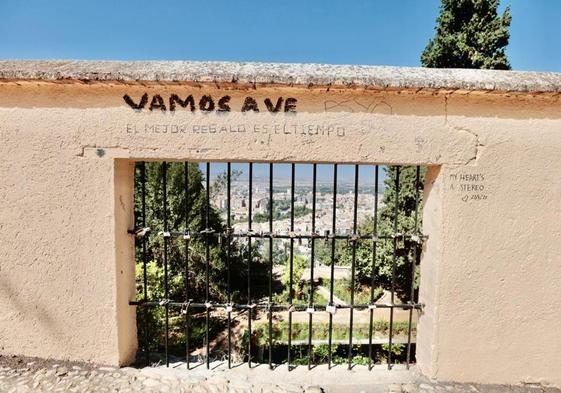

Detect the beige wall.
xmin=0 ymin=81 xmax=560 ymax=385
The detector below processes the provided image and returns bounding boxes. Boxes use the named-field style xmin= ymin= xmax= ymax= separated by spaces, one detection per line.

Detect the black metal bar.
xmin=348 ymin=165 xmax=359 ymax=369
xmin=205 ymin=162 xmax=210 ymax=369
xmin=131 ymin=300 xmax=423 ymax=310
xmin=388 ymin=166 xmax=400 ymax=369
xmin=268 ymin=163 xmax=274 ymax=369
xmin=140 ymin=162 xmax=149 ymax=365
xmin=328 ymin=163 xmax=337 ymax=369
xmin=184 ymin=162 xmax=191 ymax=369
xmin=287 ymin=163 xmax=295 ymax=370
xmin=308 ymin=164 xmax=317 ymax=369
xmin=247 ymin=162 xmax=253 ymax=368
xmin=406 ymin=166 xmax=421 ymax=368
xmin=141 ymin=162 xmax=148 ymax=302
xmin=227 ymin=163 xmax=232 ymax=369
xmin=368 ymin=165 xmax=379 ymax=370
xmin=162 ymin=162 xmax=169 ymax=367
xmin=142 ymin=230 xmax=421 ymax=241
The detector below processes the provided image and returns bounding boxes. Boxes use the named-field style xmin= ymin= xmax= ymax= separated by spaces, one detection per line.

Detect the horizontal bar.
xmin=129 ymin=300 xmax=424 ymax=311
xmin=128 ymin=229 xmax=427 ymax=242
xmin=284 ymin=338 xmax=416 ymax=345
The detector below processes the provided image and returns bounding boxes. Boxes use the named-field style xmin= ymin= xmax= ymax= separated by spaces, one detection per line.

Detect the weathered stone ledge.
xmin=0 ymin=60 xmax=560 ymax=93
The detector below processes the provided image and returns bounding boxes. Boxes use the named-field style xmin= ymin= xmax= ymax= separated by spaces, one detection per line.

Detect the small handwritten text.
xmin=449 ymin=172 xmax=488 ymax=202
xmin=126 ymin=122 xmax=346 ymax=138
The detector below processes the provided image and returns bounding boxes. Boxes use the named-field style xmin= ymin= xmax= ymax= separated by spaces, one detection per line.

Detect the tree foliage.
xmin=338 ymin=166 xmax=425 ymax=302
xmin=134 ymin=162 xmax=269 ymax=304
xmin=134 ymin=162 xmax=270 ymax=353
xmin=421 ymin=0 xmax=512 ymax=69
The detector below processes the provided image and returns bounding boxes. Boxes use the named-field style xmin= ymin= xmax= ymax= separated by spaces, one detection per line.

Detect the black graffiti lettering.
xmin=264 ymin=97 xmax=283 ymax=112
xmin=123 ymin=93 xmax=148 ymax=111
xmin=284 ymin=98 xmax=297 ymax=112
xmin=199 ymin=95 xmax=215 ymax=112
xmin=217 ymin=95 xmax=231 ymax=112
xmin=169 ymin=94 xmax=196 ymax=112
xmin=241 ymin=97 xmax=259 ymax=112
xmin=149 ymin=95 xmax=166 ymax=112
xmin=124 ymin=93 xmax=297 ymax=113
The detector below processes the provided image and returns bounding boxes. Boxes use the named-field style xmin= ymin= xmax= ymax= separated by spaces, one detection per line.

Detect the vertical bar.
xmin=205 ymin=162 xmax=210 ymax=369
xmin=140 ymin=162 xmax=149 ymax=365
xmin=308 ymin=164 xmax=317 ymax=370
xmin=141 ymin=163 xmax=148 ymax=301
xmin=162 ymin=162 xmax=169 ymax=367
xmin=227 ymin=163 xmax=232 ymax=369
xmin=287 ymin=163 xmax=295 ymax=370
xmin=328 ymin=164 xmax=337 ymax=369
xmin=406 ymin=166 xmax=421 ymax=368
xmin=268 ymin=163 xmax=274 ymax=369
xmin=368 ymin=166 xmax=379 ymax=370
xmin=348 ymin=164 xmax=359 ymax=369
xmin=388 ymin=166 xmax=400 ymax=369
xmin=184 ymin=162 xmax=190 ymax=370
xmin=247 ymin=162 xmax=253 ymax=368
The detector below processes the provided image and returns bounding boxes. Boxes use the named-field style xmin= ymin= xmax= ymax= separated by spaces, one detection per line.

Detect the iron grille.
xmin=129 ymin=162 xmax=425 ymax=370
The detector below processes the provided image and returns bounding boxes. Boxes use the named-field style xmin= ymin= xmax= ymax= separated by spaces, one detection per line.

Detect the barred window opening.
xmin=130 ymin=162 xmax=426 ymax=370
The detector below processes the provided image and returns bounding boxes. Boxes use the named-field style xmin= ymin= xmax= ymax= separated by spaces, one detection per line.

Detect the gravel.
xmin=0 ymin=355 xmax=559 ymax=393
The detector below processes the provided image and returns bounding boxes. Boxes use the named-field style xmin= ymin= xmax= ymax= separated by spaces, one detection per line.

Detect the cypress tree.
xmin=422 ymin=0 xmax=512 ymax=70
xmin=343 ymin=1 xmax=514 ymax=302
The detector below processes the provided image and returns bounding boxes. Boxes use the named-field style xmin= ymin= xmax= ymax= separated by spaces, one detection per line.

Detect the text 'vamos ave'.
xmin=123 ymin=93 xmax=297 ymax=113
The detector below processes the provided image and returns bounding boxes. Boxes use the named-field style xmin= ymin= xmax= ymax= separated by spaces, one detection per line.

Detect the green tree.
xmin=337 ymin=0 xmax=514 ymax=302
xmin=339 ymin=166 xmax=425 ymax=302
xmin=134 ymin=162 xmax=268 ymax=352
xmin=421 ymin=0 xmax=512 ymax=70
xmin=135 ymin=162 xmax=268 ymax=303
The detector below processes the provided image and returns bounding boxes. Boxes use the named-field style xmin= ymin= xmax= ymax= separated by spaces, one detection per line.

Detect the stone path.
xmin=316 ymin=286 xmax=346 ymax=306
xmin=0 ymin=355 xmax=559 ymax=393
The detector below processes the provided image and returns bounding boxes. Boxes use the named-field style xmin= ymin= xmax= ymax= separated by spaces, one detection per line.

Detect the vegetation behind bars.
xmin=133 ymin=163 xmax=424 ymax=364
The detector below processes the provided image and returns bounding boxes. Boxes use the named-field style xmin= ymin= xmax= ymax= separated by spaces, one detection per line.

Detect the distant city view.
xmin=207 ymin=164 xmax=387 ymax=261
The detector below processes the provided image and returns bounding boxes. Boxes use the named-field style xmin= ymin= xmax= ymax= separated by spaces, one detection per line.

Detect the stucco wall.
xmin=0 ymin=80 xmax=560 ymax=385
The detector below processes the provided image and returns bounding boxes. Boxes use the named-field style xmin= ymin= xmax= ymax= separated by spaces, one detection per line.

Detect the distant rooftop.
xmin=0 ymin=60 xmax=560 ymax=94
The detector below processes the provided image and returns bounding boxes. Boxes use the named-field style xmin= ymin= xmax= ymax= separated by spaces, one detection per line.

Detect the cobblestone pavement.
xmin=0 ymin=356 xmax=559 ymax=393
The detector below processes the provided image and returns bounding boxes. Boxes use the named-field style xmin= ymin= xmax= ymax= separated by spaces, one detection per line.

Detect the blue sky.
xmin=208 ymin=163 xmax=380 ymax=187
xmin=1 ymin=0 xmax=560 ymax=72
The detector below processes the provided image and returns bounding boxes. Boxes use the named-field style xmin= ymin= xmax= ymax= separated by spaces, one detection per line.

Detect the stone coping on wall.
xmin=0 ymin=60 xmax=561 ymax=94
